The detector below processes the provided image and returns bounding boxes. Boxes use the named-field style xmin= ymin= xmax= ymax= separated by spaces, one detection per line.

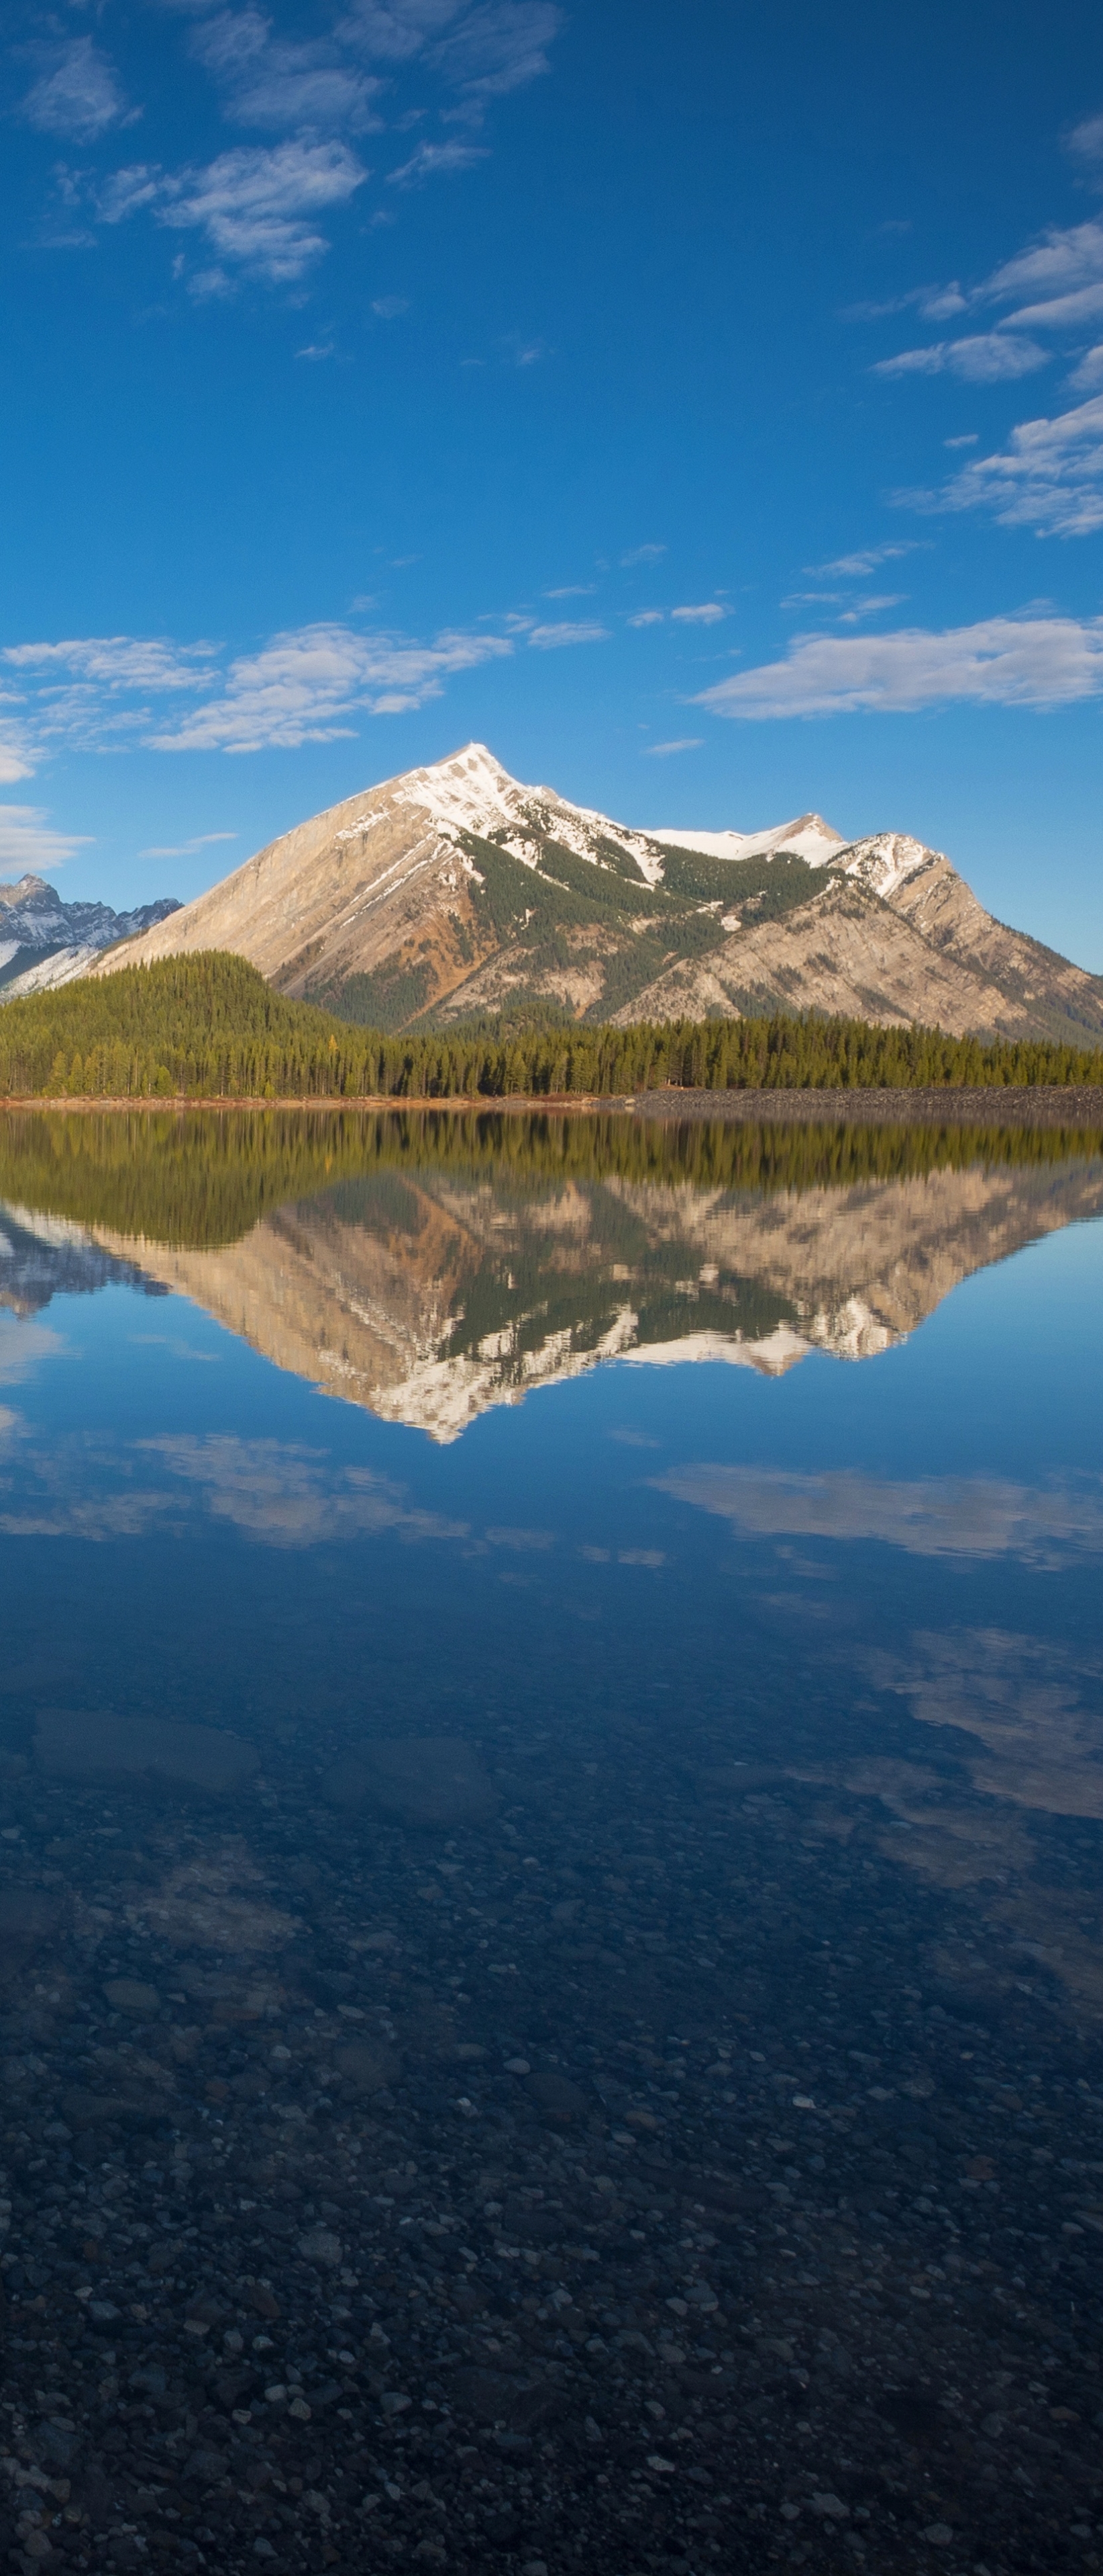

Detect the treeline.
xmin=1 ymin=951 xmax=1102 ymax=1101
xmin=3 ymin=1106 xmax=1102 ymax=1254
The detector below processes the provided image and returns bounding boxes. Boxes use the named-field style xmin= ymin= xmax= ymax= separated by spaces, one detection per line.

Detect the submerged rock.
xmin=323 ymin=1735 xmax=498 ymax=1826
xmin=36 ymin=1707 xmax=260 ymax=1794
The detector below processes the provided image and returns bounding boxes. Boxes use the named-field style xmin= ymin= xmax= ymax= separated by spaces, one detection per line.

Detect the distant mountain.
xmin=0 ymin=876 xmax=182 ymax=998
xmin=89 ymin=745 xmax=1103 ymax=1044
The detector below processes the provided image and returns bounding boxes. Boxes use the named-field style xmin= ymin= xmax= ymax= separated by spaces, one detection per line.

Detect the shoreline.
xmin=2 ymin=1082 xmax=1103 ymax=1127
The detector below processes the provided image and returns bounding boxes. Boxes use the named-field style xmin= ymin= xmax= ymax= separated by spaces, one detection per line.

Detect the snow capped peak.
xmin=832 ymin=833 xmax=937 ymax=900
xmin=0 ymin=873 xmax=53 ymax=906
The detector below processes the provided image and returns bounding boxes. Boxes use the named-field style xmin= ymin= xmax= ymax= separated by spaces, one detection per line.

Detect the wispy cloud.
xmin=626 ymin=609 xmax=664 ymax=627
xmin=655 ymin=1464 xmax=1103 ymax=1566
xmin=543 ymin=584 xmax=595 ymax=599
xmin=1069 ymin=343 xmax=1103 ymax=392
xmin=525 ymin=620 xmax=609 ymax=649
xmin=344 ymin=0 xmax=562 ymax=102
xmin=387 ymin=137 xmax=488 ymax=183
xmin=694 ymin=612 xmax=1103 ymax=720
xmin=620 ymin=543 xmax=666 ymax=568
xmin=644 ymin=738 xmax=703 ymax=757
xmin=23 ymin=0 xmax=564 ymax=301
xmin=875 ymin=331 xmax=1047 ymax=382
xmin=22 ymin=37 xmax=133 ymax=143
xmin=101 ymin=138 xmax=368 ymax=287
xmin=670 ymin=602 xmax=725 ymax=625
xmin=0 ymin=806 xmax=93 ymax=873
xmin=143 ymin=1435 xmax=468 ymax=1547
xmin=190 ymin=9 xmax=382 ymax=132
xmin=874 ymin=218 xmax=1103 ymax=390
xmin=3 ymin=637 xmax=217 ymax=692
xmin=921 ymin=393 xmax=1103 ymax=538
xmin=812 ymin=543 xmax=921 ymax=577
xmin=370 ymin=294 xmax=409 ymax=316
xmin=0 ymin=729 xmax=34 ymax=788
xmin=1067 ymin=113 xmax=1103 ymax=176
xmin=137 ymin=831 xmax=239 ymax=859
xmin=146 ymin=621 xmax=513 ymax=747
xmin=0 ymin=619 xmax=521 ymax=765
xmin=837 ymin=592 xmax=907 ymax=623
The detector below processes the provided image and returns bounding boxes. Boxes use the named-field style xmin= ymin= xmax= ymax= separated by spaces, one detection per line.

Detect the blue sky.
xmin=3 ymin=0 xmax=1103 ymax=967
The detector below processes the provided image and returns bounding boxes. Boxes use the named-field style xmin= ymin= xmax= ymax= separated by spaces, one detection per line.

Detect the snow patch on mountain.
xmin=831 ymin=833 xmax=937 ymax=901
xmin=649 ymin=813 xmax=847 ymax=868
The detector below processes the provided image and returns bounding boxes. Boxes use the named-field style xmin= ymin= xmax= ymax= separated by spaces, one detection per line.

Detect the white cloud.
xmin=875 ymin=219 xmax=1103 ymax=386
xmin=984 ymin=219 xmax=1103 ymax=305
xmin=3 ymin=637 xmax=216 ymax=692
xmin=22 ymin=37 xmax=132 ymax=142
xmin=343 ymin=0 xmax=561 ymax=100
xmin=812 ymin=542 xmax=921 ymax=576
xmin=627 ymin=609 xmax=664 ymax=627
xmin=1001 ymin=282 xmax=1103 ymax=333
xmin=943 ymin=432 xmax=978 ymax=449
xmin=191 ymin=9 xmax=382 ymax=131
xmin=371 ymin=294 xmax=409 ymax=316
xmin=525 ymin=621 xmax=609 ymax=650
xmin=934 ymin=394 xmax=1103 ymax=537
xmin=543 ymin=584 xmax=596 ymax=599
xmin=0 ymin=806 xmax=93 ymax=872
xmin=296 ymin=339 xmax=335 ymax=358
xmin=694 ymin=611 xmax=1103 ymax=720
xmin=670 ymin=602 xmax=725 ymax=625
xmin=0 ymin=733 xmax=34 ymax=787
xmin=429 ymin=0 xmax=562 ymax=98
xmin=1067 ymin=113 xmax=1103 ymax=174
xmin=874 ymin=331 xmax=1047 ymax=382
xmin=137 ymin=831 xmax=238 ymax=859
xmin=387 ymin=138 xmax=488 ymax=182
xmin=339 ymin=0 xmax=462 ymax=64
xmin=144 ymin=619 xmax=513 ymax=749
xmin=0 ymin=619 xmax=515 ymax=761
xmin=620 ymin=543 xmax=666 ymax=567
xmin=1069 ymin=343 xmax=1103 ymax=392
xmin=102 ymin=138 xmax=367 ymax=285
xmin=837 ymin=592 xmax=907 ymax=623
xmin=643 ymin=738 xmax=703 ymax=757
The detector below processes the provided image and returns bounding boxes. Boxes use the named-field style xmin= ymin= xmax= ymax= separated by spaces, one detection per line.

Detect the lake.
xmin=1 ymin=1106 xmax=1102 ymax=2576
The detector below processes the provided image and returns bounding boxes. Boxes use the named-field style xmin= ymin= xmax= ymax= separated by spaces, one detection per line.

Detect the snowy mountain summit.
xmin=0 ymin=875 xmax=181 ymax=998
xmin=46 ymin=740 xmax=1103 ymax=1049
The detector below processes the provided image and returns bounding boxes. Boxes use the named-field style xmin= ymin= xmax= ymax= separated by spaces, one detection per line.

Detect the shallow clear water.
xmin=1 ymin=1110 xmax=1102 ymax=2576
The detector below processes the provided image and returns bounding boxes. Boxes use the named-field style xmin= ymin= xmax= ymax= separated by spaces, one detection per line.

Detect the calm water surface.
xmin=1 ymin=1109 xmax=1102 ymax=2576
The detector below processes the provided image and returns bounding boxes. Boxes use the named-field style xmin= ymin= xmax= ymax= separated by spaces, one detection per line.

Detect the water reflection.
xmin=0 ymin=1108 xmax=1101 ymax=2576
xmin=3 ymin=1107 xmax=1103 ymax=1436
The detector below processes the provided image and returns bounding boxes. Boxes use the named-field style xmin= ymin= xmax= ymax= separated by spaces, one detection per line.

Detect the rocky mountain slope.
xmin=0 ymin=876 xmax=180 ymax=996
xmin=90 ymin=744 xmax=1103 ymax=1044
xmin=28 ymin=1149 xmax=1103 ymax=1442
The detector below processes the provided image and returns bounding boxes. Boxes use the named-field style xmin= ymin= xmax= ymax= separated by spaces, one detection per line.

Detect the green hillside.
xmin=0 ymin=951 xmax=1101 ymax=1102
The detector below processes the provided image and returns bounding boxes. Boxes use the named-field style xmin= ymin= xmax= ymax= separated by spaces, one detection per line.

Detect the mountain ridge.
xmin=0 ymin=874 xmax=181 ymax=998
xmin=76 ymin=743 xmax=1103 ymax=1046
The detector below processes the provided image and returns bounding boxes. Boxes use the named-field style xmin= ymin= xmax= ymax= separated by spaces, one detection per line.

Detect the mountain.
xmin=15 ymin=1146 xmax=1103 ymax=1442
xmin=89 ymin=744 xmax=1103 ymax=1044
xmin=0 ymin=876 xmax=182 ymax=998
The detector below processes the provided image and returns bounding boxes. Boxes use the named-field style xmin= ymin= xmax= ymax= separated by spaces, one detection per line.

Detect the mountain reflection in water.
xmin=3 ymin=1107 xmax=1103 ymax=1437
xmin=0 ymin=1107 xmax=1102 ymax=2576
